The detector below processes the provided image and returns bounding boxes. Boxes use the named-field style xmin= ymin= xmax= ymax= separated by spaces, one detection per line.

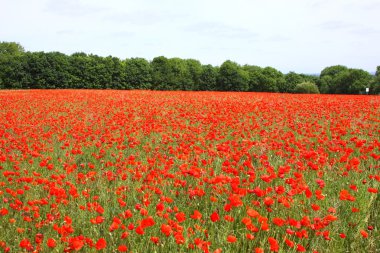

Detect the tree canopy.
xmin=319 ymin=65 xmax=374 ymax=94
xmin=0 ymin=42 xmax=378 ymax=94
xmin=0 ymin=42 xmax=24 ymax=56
xmin=218 ymin=60 xmax=249 ymax=91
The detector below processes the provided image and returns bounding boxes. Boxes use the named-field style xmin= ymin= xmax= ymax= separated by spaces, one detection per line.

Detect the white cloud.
xmin=0 ymin=0 xmax=379 ymax=73
xmin=44 ymin=0 xmax=106 ymax=17
xmin=184 ymin=22 xmax=258 ymax=39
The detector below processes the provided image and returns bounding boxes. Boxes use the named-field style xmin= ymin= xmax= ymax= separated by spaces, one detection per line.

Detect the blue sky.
xmin=1 ymin=0 xmax=379 ymax=73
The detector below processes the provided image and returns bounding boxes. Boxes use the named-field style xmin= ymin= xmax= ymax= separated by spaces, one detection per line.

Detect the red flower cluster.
xmin=0 ymin=90 xmax=378 ymax=252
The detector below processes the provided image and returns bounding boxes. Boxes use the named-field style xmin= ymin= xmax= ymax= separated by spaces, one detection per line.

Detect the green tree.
xmin=318 ymin=75 xmax=333 ymax=94
xmin=167 ymin=58 xmax=189 ymax=90
xmin=243 ymin=65 xmax=264 ymax=92
xmin=199 ymin=65 xmax=218 ymax=91
xmin=151 ymin=57 xmax=196 ymax=90
xmin=23 ymin=52 xmax=52 ymax=88
xmin=43 ymin=52 xmax=72 ymax=88
xmin=285 ymin=71 xmax=304 ymax=93
xmin=125 ymin=58 xmax=152 ymax=89
xmin=320 ymin=65 xmax=348 ymax=78
xmin=371 ymin=66 xmax=380 ymax=94
xmin=0 ymin=41 xmax=377 ymax=93
xmin=106 ymin=56 xmax=125 ymax=89
xmin=68 ymin=52 xmax=91 ymax=88
xmin=0 ymin=42 xmax=24 ymax=56
xmin=0 ymin=42 xmax=26 ymax=88
xmin=300 ymin=74 xmax=319 ymax=84
xmin=294 ymin=81 xmax=320 ymax=94
xmin=334 ymin=68 xmax=373 ymax=94
xmin=184 ymin=59 xmax=202 ymax=90
xmin=217 ymin=60 xmax=249 ymax=91
xmin=89 ymin=54 xmax=113 ymax=89
xmin=151 ymin=56 xmax=170 ymax=90
xmin=0 ymin=54 xmax=29 ymax=89
xmin=68 ymin=53 xmax=112 ymax=89
xmin=319 ymin=65 xmax=348 ymax=93
xmin=263 ymin=67 xmax=286 ymax=92
xmin=243 ymin=65 xmax=284 ymax=92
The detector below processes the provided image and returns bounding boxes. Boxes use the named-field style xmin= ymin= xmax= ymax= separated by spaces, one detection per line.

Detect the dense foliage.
xmin=294 ymin=82 xmax=320 ymax=94
xmin=0 ymin=42 xmax=379 ymax=94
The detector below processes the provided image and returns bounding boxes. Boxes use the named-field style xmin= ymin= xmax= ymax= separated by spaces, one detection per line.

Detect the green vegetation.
xmin=319 ymin=65 xmax=375 ymax=94
xmin=294 ymin=81 xmax=320 ymax=94
xmin=0 ymin=42 xmax=379 ymax=94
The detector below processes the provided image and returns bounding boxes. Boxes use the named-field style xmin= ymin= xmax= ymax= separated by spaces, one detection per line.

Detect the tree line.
xmin=1 ymin=42 xmax=379 ymax=94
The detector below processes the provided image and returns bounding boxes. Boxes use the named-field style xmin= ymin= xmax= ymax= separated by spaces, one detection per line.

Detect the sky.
xmin=1 ymin=0 xmax=379 ymax=74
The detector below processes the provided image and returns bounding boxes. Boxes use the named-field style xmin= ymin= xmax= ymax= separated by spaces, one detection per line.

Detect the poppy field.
xmin=0 ymin=90 xmax=379 ymax=252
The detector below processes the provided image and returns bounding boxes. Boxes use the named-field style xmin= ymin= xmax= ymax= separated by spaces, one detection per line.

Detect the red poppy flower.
xmin=95 ymin=238 xmax=106 ymax=250
xmin=70 ymin=237 xmax=84 ymax=251
xmin=118 ymin=244 xmax=128 ymax=252
xmin=247 ymin=208 xmax=260 ymax=218
xmin=285 ymin=238 xmax=294 ymax=247
xmin=150 ymin=236 xmax=159 ymax=244
xmin=161 ymin=224 xmax=172 ymax=237
xmin=339 ymin=189 xmax=356 ymax=201
xmin=268 ymin=237 xmax=279 ymax=252
xmin=0 ymin=208 xmax=8 ymax=216
xmin=297 ymin=244 xmax=306 ymax=252
xmin=255 ymin=248 xmax=264 ymax=253
xmin=227 ymin=235 xmax=236 ymax=243
xmin=47 ymin=238 xmax=56 ymax=248
xmin=360 ymin=230 xmax=368 ymax=238
xmin=135 ymin=225 xmax=145 ymax=235
xmin=175 ymin=212 xmax=186 ymax=223
xmin=19 ymin=239 xmax=32 ymax=250
xmin=210 ymin=211 xmax=219 ymax=222
xmin=272 ymin=217 xmax=286 ymax=226
xmin=368 ymin=188 xmax=378 ymax=193
xmin=190 ymin=210 xmax=202 ymax=220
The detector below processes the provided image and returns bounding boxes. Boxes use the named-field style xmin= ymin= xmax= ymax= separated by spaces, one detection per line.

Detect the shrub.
xmin=294 ymin=81 xmax=320 ymax=94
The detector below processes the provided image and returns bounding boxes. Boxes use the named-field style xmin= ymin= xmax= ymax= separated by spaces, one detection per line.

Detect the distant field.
xmin=0 ymin=90 xmax=379 ymax=252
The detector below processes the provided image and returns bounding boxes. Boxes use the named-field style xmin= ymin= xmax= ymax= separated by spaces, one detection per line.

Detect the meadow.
xmin=0 ymin=90 xmax=379 ymax=252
